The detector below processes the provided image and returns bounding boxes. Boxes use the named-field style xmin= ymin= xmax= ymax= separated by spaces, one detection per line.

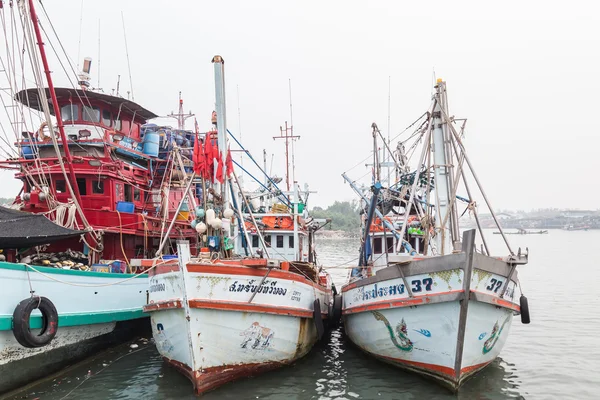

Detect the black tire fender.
xmin=12 ymin=296 xmax=58 ymax=348
xmin=313 ymin=299 xmax=325 ymax=341
xmin=332 ymin=294 xmax=343 ymax=326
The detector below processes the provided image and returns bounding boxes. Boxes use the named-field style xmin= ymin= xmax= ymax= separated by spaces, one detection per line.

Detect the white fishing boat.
xmin=145 ymin=56 xmax=336 ymax=395
xmin=340 ymin=79 xmax=530 ymax=391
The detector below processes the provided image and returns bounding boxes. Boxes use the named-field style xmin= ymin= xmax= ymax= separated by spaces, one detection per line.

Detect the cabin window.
xmin=61 ymin=104 xmax=79 ymax=122
xmin=102 ymin=109 xmax=112 ymax=127
xmin=124 ymin=185 xmax=132 ymax=202
xmin=92 ymin=180 xmax=104 ymax=194
xmin=264 ymin=235 xmax=271 ymax=247
xmin=133 ymin=187 xmax=141 ymax=202
xmin=276 ymin=235 xmax=284 ymax=248
xmin=288 ymin=236 xmax=294 ymax=249
xmin=76 ymin=178 xmax=87 ymax=195
xmin=121 ymin=119 xmax=131 ymax=134
xmin=82 ymin=105 xmax=100 ymax=123
xmin=55 ymin=180 xmax=66 ymax=193
xmin=252 ymin=235 xmax=259 ymax=248
xmin=114 ymin=118 xmax=122 ymax=131
xmin=386 ymin=237 xmax=394 ymax=253
xmin=373 ymin=237 xmax=383 ymax=254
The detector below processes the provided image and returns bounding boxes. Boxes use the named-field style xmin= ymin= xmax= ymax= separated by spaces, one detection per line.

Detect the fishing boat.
xmin=145 ymin=56 xmax=337 ymax=395
xmin=0 ymin=1 xmax=201 ymax=393
xmin=340 ymin=79 xmax=531 ymax=392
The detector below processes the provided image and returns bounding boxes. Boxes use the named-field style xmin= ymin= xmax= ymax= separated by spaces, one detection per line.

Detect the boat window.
xmin=264 ymin=235 xmax=271 ymax=247
xmin=124 ymin=185 xmax=132 ymax=202
xmin=76 ymin=178 xmax=87 ymax=195
xmin=386 ymin=237 xmax=394 ymax=253
xmin=252 ymin=235 xmax=259 ymax=248
xmin=114 ymin=118 xmax=122 ymax=131
xmin=92 ymin=180 xmax=104 ymax=194
xmin=276 ymin=235 xmax=284 ymax=248
xmin=288 ymin=236 xmax=294 ymax=249
xmin=102 ymin=109 xmax=112 ymax=127
xmin=121 ymin=119 xmax=130 ymax=133
xmin=61 ymin=104 xmax=79 ymax=122
xmin=55 ymin=180 xmax=66 ymax=193
xmin=82 ymin=105 xmax=100 ymax=123
xmin=133 ymin=187 xmax=141 ymax=202
xmin=373 ymin=237 xmax=382 ymax=254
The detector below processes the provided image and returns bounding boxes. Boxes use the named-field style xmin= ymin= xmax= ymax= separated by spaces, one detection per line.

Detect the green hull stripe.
xmin=0 ymin=261 xmax=147 ymax=279
xmin=0 ymin=308 xmax=146 ymax=331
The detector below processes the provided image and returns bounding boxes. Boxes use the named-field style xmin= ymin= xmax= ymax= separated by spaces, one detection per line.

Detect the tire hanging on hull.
xmin=12 ymin=296 xmax=59 ymax=348
xmin=313 ymin=299 xmax=325 ymax=340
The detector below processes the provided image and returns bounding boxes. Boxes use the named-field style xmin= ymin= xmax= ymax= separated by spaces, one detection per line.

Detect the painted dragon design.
xmin=482 ymin=316 xmax=510 ymax=354
xmin=372 ymin=311 xmax=413 ymax=352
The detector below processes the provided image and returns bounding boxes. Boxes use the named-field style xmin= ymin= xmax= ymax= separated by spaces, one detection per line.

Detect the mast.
xmin=26 ymin=0 xmax=84 ymax=210
xmin=431 ymin=79 xmax=457 ymax=254
xmin=168 ymin=92 xmax=195 ymax=130
xmin=274 ymin=121 xmax=299 ymax=192
xmin=212 ymin=56 xmax=228 ymax=205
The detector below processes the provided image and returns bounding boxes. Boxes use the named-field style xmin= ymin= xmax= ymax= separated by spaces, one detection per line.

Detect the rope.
xmin=321 ymin=256 xmax=359 ymax=270
xmin=116 ymin=210 xmax=131 ymax=271
xmin=24 ymin=259 xmax=170 ymax=288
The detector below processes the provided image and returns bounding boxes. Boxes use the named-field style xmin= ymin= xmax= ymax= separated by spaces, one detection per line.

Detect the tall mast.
xmin=274 ymin=121 xmax=300 ymax=192
xmin=212 ymin=56 xmax=228 ymax=205
xmin=431 ymin=79 xmax=456 ymax=254
xmin=26 ymin=0 xmax=83 ymax=209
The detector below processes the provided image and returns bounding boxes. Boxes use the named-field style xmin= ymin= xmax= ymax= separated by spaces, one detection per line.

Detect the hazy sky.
xmin=1 ymin=0 xmax=598 ymax=211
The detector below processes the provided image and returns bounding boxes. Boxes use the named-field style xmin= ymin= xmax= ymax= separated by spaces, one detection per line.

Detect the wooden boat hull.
xmin=342 ymin=237 xmax=521 ymax=391
xmin=145 ymin=258 xmax=331 ymax=394
xmin=0 ymin=262 xmax=149 ymax=394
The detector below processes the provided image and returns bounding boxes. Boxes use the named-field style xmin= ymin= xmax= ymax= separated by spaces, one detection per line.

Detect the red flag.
xmin=193 ymin=133 xmax=202 ymax=175
xmin=215 ymin=156 xmax=224 ymax=183
xmin=225 ymin=149 xmax=233 ymax=177
xmin=204 ymin=132 xmax=214 ymax=181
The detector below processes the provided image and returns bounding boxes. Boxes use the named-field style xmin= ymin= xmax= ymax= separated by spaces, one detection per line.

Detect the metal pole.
xmin=446 ymin=120 xmax=513 ymax=255
xmin=27 ymin=0 xmax=84 ymax=211
xmin=212 ymin=56 xmax=228 ymax=205
xmin=439 ymin=83 xmax=461 ymax=249
xmin=229 ymin=179 xmax=253 ymax=257
xmin=448 ymin=138 xmax=490 ymax=255
xmin=231 ymin=168 xmax=270 ymax=257
xmin=293 ymin=183 xmax=299 ymax=261
xmin=394 ymin=124 xmax=432 ymax=253
xmin=155 ymin=172 xmax=196 ymax=257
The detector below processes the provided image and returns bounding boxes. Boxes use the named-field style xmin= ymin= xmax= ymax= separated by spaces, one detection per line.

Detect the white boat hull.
xmin=342 ymin=232 xmax=521 ymax=391
xmin=145 ymin=256 xmax=331 ymax=394
xmin=0 ymin=262 xmax=149 ymax=394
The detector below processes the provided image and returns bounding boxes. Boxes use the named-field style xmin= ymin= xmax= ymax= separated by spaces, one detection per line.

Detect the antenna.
xmin=76 ymin=0 xmax=84 ymax=71
xmin=97 ymin=19 xmax=101 ymax=90
xmin=116 ymin=74 xmax=121 ymax=97
xmin=273 ymin=120 xmax=300 ymax=192
xmin=167 ymin=92 xmax=195 ymax=130
xmin=121 ymin=12 xmax=134 ymax=101
xmin=237 ymin=84 xmax=243 ymax=177
xmin=289 ymin=78 xmax=297 ymax=186
xmin=387 ymin=76 xmax=391 ymax=186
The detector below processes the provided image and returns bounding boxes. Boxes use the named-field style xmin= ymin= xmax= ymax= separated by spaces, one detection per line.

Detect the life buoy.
xmin=37 ymin=121 xmax=52 ymax=142
xmin=12 ymin=296 xmax=58 ymax=348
